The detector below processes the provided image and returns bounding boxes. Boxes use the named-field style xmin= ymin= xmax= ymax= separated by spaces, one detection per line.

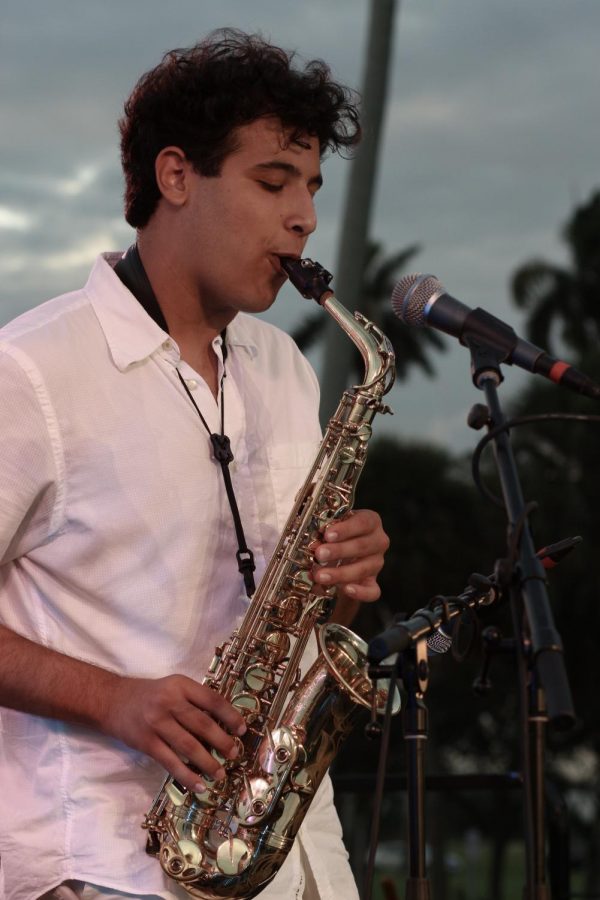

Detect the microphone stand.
xmin=465 ymin=336 xmax=575 ymax=899
xmin=401 ymin=638 xmax=431 ymax=900
xmin=368 ymin=636 xmax=432 ymax=900
xmin=367 ymin=581 xmax=499 ymax=900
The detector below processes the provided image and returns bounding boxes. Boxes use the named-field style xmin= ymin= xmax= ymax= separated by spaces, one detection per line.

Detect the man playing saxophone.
xmin=0 ymin=30 xmax=389 ymax=900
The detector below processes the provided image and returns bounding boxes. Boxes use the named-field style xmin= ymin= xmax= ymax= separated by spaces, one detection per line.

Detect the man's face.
xmin=177 ymin=117 xmax=322 ymax=318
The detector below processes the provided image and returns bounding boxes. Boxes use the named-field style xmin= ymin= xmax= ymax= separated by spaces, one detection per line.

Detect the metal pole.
xmin=320 ymin=0 xmax=398 ymax=425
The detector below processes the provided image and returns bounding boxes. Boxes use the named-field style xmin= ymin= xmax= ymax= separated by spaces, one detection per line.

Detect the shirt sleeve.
xmin=0 ymin=346 xmax=63 ymax=564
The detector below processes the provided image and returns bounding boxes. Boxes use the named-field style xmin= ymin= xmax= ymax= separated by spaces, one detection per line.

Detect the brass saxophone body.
xmin=143 ymin=258 xmax=398 ymax=899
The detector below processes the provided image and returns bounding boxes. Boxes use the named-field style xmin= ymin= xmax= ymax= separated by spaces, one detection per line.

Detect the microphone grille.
xmin=391 ymin=273 xmax=445 ymax=327
xmin=426 ymin=626 xmax=453 ymax=655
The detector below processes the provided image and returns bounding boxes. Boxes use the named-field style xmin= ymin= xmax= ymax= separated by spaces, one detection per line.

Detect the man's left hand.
xmin=313 ymin=508 xmax=389 ymax=603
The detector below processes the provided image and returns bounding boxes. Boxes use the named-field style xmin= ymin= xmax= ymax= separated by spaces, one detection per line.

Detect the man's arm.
xmin=0 ymin=352 xmax=245 ymax=792
xmin=0 ymin=624 xmax=246 ymax=791
xmin=330 ymin=596 xmax=360 ymax=627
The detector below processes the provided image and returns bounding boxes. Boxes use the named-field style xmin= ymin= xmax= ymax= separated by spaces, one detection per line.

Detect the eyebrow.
xmin=252 ymin=161 xmax=323 ymax=189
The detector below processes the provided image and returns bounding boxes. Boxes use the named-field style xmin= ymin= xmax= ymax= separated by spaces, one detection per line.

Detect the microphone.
xmin=391 ymin=274 xmax=600 ymax=399
xmin=375 ymin=537 xmax=582 ymax=660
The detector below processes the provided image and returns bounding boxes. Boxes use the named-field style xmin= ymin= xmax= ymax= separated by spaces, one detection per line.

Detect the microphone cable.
xmin=364 ymin=665 xmax=400 ymax=900
xmin=470 ymin=412 xmax=600 ymax=507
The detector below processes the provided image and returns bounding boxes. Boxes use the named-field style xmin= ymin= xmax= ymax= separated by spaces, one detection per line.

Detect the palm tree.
xmin=292 ymin=240 xmax=446 ymax=380
xmin=511 ymin=190 xmax=600 ymax=357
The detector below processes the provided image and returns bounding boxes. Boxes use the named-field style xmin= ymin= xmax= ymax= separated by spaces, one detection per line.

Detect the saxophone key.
xmin=355 ymin=422 xmax=373 ymax=441
xmin=314 ymin=507 xmax=345 ymax=531
xmin=261 ymin=631 xmax=290 ymax=664
xmin=165 ymin=781 xmax=187 ymax=807
xmin=207 ymin=653 xmax=222 ymax=675
xmin=290 ymin=767 xmax=314 ymax=795
xmin=236 ymin=776 xmax=274 ymax=824
xmin=160 ymin=844 xmax=188 ymax=878
xmin=176 ymin=839 xmax=203 ymax=867
xmin=339 ymin=445 xmax=357 ymax=464
xmin=231 ymin=692 xmax=262 ymax=724
xmin=193 ymin=782 xmax=218 ymax=806
xmin=244 ymin=664 xmax=273 ymax=692
xmin=216 ymin=836 xmax=252 ymax=875
xmin=270 ymin=594 xmax=302 ymax=627
xmin=290 ymin=569 xmax=314 ymax=589
xmin=258 ymin=726 xmax=297 ymax=776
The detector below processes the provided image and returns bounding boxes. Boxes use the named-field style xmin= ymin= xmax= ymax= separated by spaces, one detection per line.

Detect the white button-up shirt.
xmin=0 ymin=254 xmax=358 ymax=900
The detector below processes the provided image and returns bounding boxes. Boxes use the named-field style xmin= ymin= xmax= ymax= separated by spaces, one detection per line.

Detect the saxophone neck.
xmin=321 ymin=292 xmax=395 ymax=398
xmin=281 ymin=256 xmax=396 ymax=401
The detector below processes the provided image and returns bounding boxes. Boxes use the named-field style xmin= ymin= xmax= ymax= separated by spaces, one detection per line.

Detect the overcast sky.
xmin=2 ymin=0 xmax=599 ymax=451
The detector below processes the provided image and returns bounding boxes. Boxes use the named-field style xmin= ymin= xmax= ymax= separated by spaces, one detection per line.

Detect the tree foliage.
xmin=334 ymin=191 xmax=600 ymax=896
xmin=505 ymin=191 xmax=600 ymax=894
xmin=511 ymin=190 xmax=600 ymax=355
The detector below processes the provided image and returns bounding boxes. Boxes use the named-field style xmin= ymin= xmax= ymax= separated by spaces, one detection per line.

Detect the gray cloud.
xmin=1 ymin=0 xmax=599 ymax=448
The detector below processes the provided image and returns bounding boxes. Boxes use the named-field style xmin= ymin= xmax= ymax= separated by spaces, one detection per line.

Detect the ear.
xmin=154 ymin=146 xmax=194 ymax=208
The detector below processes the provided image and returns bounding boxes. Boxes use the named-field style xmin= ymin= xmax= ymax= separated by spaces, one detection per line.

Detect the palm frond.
xmin=510 ymin=261 xmax=568 ymax=311
xmin=511 ymin=190 xmax=600 ymax=361
xmin=365 ymin=243 xmax=422 ymax=300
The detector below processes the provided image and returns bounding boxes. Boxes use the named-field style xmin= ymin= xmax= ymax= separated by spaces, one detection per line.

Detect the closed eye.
xmin=258 ymin=181 xmax=284 ymax=193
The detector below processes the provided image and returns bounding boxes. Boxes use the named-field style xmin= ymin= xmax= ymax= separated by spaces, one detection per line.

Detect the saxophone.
xmin=143 ymin=258 xmax=399 ymax=899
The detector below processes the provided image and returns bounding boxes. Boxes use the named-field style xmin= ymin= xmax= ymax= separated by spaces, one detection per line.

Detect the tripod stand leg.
xmin=403 ymin=641 xmax=432 ymax=900
xmin=523 ymin=682 xmax=551 ymax=899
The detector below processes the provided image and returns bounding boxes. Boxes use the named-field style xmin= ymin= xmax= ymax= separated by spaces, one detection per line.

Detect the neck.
xmin=135 ymin=232 xmax=232 ymax=398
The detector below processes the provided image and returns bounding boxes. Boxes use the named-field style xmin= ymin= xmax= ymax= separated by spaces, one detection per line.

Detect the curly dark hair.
xmin=119 ymin=29 xmax=361 ymax=228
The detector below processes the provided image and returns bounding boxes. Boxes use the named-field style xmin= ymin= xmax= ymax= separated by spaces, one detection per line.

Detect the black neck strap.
xmin=114 ymin=244 xmax=256 ymax=598
xmin=114 ymin=244 xmax=169 ymax=334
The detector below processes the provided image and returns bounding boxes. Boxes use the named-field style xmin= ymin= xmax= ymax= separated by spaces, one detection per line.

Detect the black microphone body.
xmin=369 ymin=537 xmax=581 ymax=661
xmin=392 ymin=274 xmax=600 ymax=399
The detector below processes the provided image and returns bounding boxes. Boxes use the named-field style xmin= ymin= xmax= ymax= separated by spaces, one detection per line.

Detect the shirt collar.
xmin=225 ymin=313 xmax=259 ymax=359
xmin=85 ymin=253 xmax=258 ymax=371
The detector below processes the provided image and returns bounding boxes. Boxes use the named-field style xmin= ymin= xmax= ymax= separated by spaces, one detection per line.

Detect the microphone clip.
xmin=464 ymin=334 xmax=505 ymax=390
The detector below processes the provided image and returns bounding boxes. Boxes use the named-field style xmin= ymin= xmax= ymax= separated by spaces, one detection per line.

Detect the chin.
xmin=246 ymin=287 xmax=281 ymax=314
xmin=250 ymin=297 xmax=277 ymax=315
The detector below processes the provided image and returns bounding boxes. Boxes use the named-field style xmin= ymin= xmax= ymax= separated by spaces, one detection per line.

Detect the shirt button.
xmin=162 ymin=339 xmax=172 ymax=351
xmin=186 ymin=379 xmax=198 ymax=390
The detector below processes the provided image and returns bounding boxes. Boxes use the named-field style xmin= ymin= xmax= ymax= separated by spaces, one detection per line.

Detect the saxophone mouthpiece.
xmin=281 ymin=257 xmax=333 ymax=303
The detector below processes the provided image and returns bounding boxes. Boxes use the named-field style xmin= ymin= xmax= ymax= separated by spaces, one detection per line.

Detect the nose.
xmin=286 ymin=190 xmax=317 ymax=238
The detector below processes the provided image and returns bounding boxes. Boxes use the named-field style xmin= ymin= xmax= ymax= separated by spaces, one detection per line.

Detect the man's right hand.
xmin=105 ymin=674 xmax=247 ymax=791
xmin=0 ymin=625 xmax=247 ymax=793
